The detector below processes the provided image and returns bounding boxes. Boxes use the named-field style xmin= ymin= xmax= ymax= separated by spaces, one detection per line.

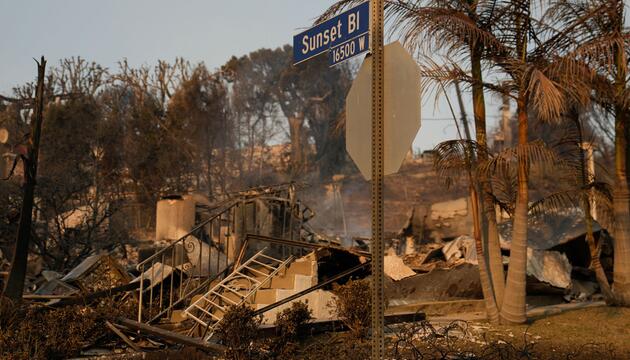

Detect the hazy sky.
xmin=0 ymin=0 xmax=502 ymax=152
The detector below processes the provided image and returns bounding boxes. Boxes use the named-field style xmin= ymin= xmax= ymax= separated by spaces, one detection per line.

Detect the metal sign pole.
xmin=370 ymin=0 xmax=385 ymax=359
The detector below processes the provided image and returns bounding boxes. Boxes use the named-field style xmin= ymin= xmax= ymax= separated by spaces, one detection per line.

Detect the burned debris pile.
xmin=0 ymin=184 xmax=413 ymax=358
xmin=388 ymin=197 xmax=614 ymax=304
xmin=0 ymin=184 xmax=619 ymax=359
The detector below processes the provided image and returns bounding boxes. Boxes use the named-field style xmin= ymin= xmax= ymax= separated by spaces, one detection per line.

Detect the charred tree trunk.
xmin=3 ymin=57 xmax=46 ymax=301
xmin=288 ymin=114 xmax=305 ymax=175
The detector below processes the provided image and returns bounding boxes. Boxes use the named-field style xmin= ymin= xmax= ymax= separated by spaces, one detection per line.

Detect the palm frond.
xmin=589 ymin=181 xmax=615 ymax=230
xmin=487 ymin=190 xmax=515 ymax=218
xmin=386 ymin=3 xmax=507 ymax=58
xmin=433 ymin=139 xmax=486 ymax=187
xmin=528 ymin=190 xmax=580 ymax=217
xmin=480 ymin=141 xmax=564 ymax=177
xmin=316 ymin=0 xmax=364 ymax=24
xmin=525 ymin=67 xmax=566 ymax=122
xmin=489 ymin=167 xmax=518 ymax=216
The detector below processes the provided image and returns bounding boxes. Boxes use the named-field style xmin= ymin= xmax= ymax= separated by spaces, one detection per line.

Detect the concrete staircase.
xmin=177 ymin=250 xmax=336 ymax=332
xmin=251 ymin=253 xmax=336 ymax=324
xmin=183 ymin=248 xmax=294 ymax=338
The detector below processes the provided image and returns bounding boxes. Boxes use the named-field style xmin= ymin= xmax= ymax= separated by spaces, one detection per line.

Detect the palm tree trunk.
xmin=500 ymin=93 xmax=528 ymax=324
xmin=470 ymin=183 xmax=500 ymax=323
xmin=3 ymin=57 xmax=46 ymax=301
xmin=612 ymin=33 xmax=630 ymax=305
xmin=454 ymin=81 xmax=472 ymax=141
xmin=471 ymin=48 xmax=505 ymax=308
xmin=613 ymin=104 xmax=630 ymax=305
xmin=574 ymin=113 xmax=615 ymax=303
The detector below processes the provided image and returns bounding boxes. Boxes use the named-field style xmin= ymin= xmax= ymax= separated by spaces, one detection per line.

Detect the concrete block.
xmin=285 ymin=259 xmax=316 ymax=277
xmin=292 ymin=274 xmax=316 ymax=291
xmin=254 ymin=288 xmax=277 ymax=304
xmin=257 ymin=290 xmax=337 ymax=324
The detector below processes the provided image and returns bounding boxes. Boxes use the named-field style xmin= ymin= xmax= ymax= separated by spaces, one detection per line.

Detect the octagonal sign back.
xmin=345 ymin=41 xmax=422 ymax=181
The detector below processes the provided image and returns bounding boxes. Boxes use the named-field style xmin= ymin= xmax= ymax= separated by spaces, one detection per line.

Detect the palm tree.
xmin=526 ymin=112 xmax=616 ymax=303
xmin=388 ymin=0 xmax=509 ymax=314
xmin=546 ymin=0 xmax=630 ymax=305
xmin=321 ymin=0 xmax=508 ymax=320
xmin=323 ymin=0 xmax=597 ymax=322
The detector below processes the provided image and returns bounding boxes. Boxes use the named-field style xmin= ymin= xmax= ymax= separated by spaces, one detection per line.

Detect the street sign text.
xmin=330 ymin=32 xmax=369 ymax=66
xmin=293 ymin=2 xmax=369 ymax=65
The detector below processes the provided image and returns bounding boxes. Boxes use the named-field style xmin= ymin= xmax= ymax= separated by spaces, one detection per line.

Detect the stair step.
xmin=255 ymin=273 xmax=315 ymax=290
xmin=285 ymin=259 xmax=316 ymax=277
xmin=182 ymin=247 xmax=294 ymax=335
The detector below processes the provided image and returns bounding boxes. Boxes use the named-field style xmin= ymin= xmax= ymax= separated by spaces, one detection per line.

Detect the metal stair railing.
xmin=183 ymin=247 xmax=294 ymax=340
xmin=135 ymin=200 xmax=239 ymax=324
xmin=134 ymin=183 xmax=313 ymax=325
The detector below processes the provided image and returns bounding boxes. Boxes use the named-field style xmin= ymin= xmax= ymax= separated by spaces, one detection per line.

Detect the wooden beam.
xmin=116 ymin=317 xmax=226 ymax=353
xmin=105 ymin=320 xmax=141 ymax=352
xmin=22 ymin=294 xmax=74 ymax=300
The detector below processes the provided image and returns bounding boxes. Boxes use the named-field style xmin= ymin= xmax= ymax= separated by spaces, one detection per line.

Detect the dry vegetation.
xmin=0 ymin=297 xmax=135 ymax=360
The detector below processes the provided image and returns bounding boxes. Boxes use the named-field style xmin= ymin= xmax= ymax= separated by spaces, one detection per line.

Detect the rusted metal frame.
xmin=149 ymin=259 xmax=154 ymax=319
xmin=160 ymin=253 xmax=165 ymax=312
xmin=215 ymin=216 xmax=220 ymax=276
xmin=179 ymin=236 xmax=184 ymax=304
xmin=226 ymin=208 xmax=232 ymax=272
xmin=245 ymin=234 xmax=371 ymax=258
xmin=280 ymin=202 xmax=288 ymax=258
xmin=211 ymin=218 xmax=220 ymax=276
xmin=138 ymin=264 xmax=145 ymax=322
xmin=169 ymin=245 xmax=175 ymax=319
xmin=198 ymin=224 xmax=204 ymax=280
xmin=252 ymin=261 xmax=370 ymax=316
xmin=245 ymin=234 xmax=323 ymax=250
xmin=371 ymin=1 xmax=386 ymax=357
xmin=234 ymin=236 xmax=250 ymax=269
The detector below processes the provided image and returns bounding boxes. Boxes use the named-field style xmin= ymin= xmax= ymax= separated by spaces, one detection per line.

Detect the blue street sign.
xmin=330 ymin=32 xmax=369 ymax=66
xmin=293 ymin=2 xmax=369 ymax=65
